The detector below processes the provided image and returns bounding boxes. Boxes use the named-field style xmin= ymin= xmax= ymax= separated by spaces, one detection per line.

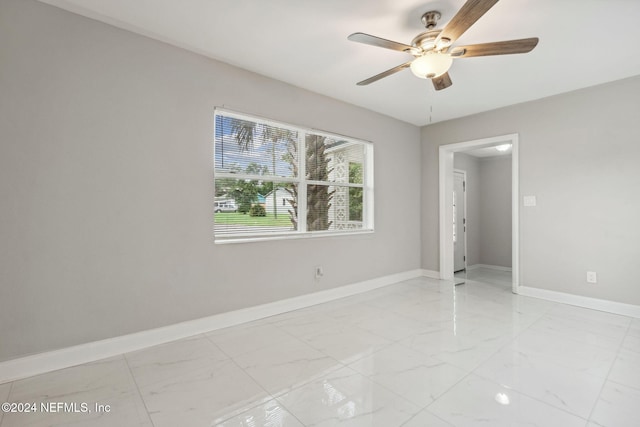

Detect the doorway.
xmin=453 ymin=170 xmax=467 ymax=273
xmin=438 ymin=134 xmax=520 ymax=293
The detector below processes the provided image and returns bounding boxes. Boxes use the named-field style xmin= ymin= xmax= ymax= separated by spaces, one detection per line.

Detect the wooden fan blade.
xmin=348 ymin=32 xmax=413 ymax=53
xmin=450 ymin=38 xmax=539 ymax=58
xmin=432 ymin=72 xmax=453 ymax=91
xmin=356 ymin=61 xmax=413 ymax=86
xmin=438 ymin=0 xmax=499 ymax=45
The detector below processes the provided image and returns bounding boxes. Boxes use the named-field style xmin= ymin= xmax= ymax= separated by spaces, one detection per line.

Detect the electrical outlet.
xmin=586 ymin=271 xmax=597 ymax=284
xmin=315 ymin=266 xmax=324 ymax=280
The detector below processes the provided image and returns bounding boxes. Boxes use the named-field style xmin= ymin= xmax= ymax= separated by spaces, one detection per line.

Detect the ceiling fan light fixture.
xmin=410 ymin=52 xmax=452 ymax=79
xmin=348 ymin=3 xmax=539 ymax=89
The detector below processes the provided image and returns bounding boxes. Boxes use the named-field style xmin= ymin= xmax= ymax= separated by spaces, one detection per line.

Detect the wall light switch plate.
xmin=523 ymin=196 xmax=537 ymax=207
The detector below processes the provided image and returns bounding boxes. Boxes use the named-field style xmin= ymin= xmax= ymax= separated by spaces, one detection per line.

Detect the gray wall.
xmin=478 ymin=156 xmax=512 ymax=268
xmin=422 ymin=76 xmax=640 ymax=305
xmin=0 ymin=0 xmax=422 ymax=362
xmin=453 ymin=154 xmax=512 ymax=269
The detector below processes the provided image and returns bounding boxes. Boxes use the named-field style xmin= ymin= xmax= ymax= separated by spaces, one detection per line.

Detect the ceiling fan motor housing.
xmin=413 ymin=10 xmax=452 ymax=53
xmin=412 ymin=30 xmax=444 ymax=52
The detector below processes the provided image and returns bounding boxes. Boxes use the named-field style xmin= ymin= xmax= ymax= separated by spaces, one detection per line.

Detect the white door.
xmin=453 ymin=171 xmax=466 ymax=272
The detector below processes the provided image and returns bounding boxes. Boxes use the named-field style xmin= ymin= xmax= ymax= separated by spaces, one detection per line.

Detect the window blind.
xmin=214 ymin=109 xmax=373 ymax=241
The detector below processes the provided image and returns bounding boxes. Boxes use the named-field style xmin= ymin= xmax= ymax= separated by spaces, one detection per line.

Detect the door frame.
xmin=438 ymin=133 xmax=520 ymax=293
xmin=453 ymin=169 xmax=468 ymax=272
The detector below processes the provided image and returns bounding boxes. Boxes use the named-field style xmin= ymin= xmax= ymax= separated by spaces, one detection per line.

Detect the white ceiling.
xmin=40 ymin=0 xmax=640 ymax=126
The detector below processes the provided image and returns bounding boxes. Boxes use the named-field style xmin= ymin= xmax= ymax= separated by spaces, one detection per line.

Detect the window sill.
xmin=214 ymin=229 xmax=374 ymax=245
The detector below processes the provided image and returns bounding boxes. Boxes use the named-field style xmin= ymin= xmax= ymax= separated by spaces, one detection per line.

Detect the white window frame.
xmin=213 ymin=108 xmax=374 ymax=243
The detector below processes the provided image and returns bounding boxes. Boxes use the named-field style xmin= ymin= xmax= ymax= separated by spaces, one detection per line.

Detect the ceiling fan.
xmin=348 ymin=0 xmax=538 ymax=90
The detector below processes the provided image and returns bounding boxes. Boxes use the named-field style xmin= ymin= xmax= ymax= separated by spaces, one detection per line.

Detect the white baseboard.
xmin=0 ymin=269 xmax=423 ymax=384
xmin=421 ymin=269 xmax=440 ymax=279
xmin=518 ymin=286 xmax=640 ymax=318
xmin=467 ymin=264 xmax=512 ymax=272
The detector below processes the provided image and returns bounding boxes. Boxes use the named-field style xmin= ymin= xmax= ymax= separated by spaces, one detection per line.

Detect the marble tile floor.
xmin=1 ymin=268 xmax=639 ymax=426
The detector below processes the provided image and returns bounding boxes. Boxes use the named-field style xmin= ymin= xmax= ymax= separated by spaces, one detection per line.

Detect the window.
xmin=214 ymin=109 xmax=373 ymax=241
